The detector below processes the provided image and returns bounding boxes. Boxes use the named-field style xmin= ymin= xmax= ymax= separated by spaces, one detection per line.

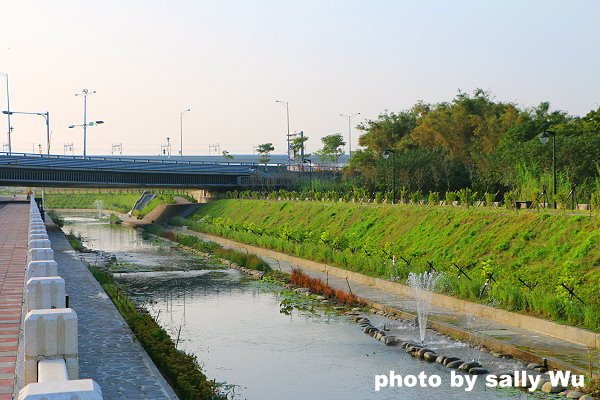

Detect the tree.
xmin=290 ymin=135 xmax=308 ymax=164
xmin=222 ymin=150 xmax=234 ymax=160
xmin=317 ymin=133 xmax=346 ymax=166
xmin=256 ymin=143 xmax=275 ymax=165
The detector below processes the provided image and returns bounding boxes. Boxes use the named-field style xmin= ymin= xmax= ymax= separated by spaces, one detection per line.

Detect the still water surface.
xmin=64 ymin=213 xmax=533 ymax=400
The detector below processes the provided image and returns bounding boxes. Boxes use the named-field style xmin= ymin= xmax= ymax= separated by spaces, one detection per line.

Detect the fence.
xmin=18 ymin=196 xmax=102 ymax=399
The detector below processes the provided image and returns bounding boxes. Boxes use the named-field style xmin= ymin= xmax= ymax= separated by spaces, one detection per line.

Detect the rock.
xmin=321 ymin=300 xmax=330 ymax=304
xmin=458 ymin=361 xmax=481 ymax=371
xmin=492 ymin=352 xmax=503 ymax=358
xmin=468 ymin=367 xmax=488 ymax=375
xmin=566 ymin=392 xmax=584 ymax=399
xmin=315 ymin=295 xmax=326 ymax=301
xmin=443 ymin=357 xmax=460 ymax=366
xmin=446 ymin=360 xmax=464 ymax=369
xmin=534 ymin=366 xmax=548 ymax=373
xmin=579 ymin=395 xmax=598 ymax=400
xmin=479 ymin=347 xmax=490 ymax=353
xmin=435 ymin=355 xmax=446 ymax=364
xmin=527 ymin=363 xmax=539 ymax=369
xmin=423 ymin=352 xmax=437 ymax=362
xmin=541 ymin=381 xmax=566 ymax=393
xmin=417 ymin=348 xmax=434 ymax=357
xmin=501 ymin=354 xmax=513 ymax=359
xmin=384 ymin=337 xmax=399 ymax=346
xmin=333 ymin=306 xmax=345 ymax=311
xmin=352 ymin=307 xmax=361 ymax=311
xmin=375 ymin=332 xmax=384 ymax=340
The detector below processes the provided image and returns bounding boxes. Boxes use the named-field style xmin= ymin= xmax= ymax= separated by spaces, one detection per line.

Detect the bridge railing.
xmin=18 ymin=196 xmax=103 ymax=400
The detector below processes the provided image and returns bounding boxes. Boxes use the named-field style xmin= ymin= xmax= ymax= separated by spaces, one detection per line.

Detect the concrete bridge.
xmin=0 ymin=153 xmax=259 ymax=189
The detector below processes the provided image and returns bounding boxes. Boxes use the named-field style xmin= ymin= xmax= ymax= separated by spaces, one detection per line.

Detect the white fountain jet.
xmin=407 ymin=271 xmax=442 ymax=344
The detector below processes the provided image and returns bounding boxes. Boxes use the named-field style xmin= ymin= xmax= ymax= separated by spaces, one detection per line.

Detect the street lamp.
xmin=0 ymin=72 xmax=11 ymax=153
xmin=339 ymin=112 xmax=360 ymax=154
xmin=383 ymin=149 xmax=396 ymax=204
xmin=2 ymin=110 xmax=50 ymax=154
xmin=74 ymin=89 xmax=96 ymax=156
xmin=68 ymin=120 xmax=104 ymax=156
xmin=275 ymin=100 xmax=290 ymax=167
xmin=179 ymin=108 xmax=190 ymax=156
xmin=539 ymin=130 xmax=557 ymax=209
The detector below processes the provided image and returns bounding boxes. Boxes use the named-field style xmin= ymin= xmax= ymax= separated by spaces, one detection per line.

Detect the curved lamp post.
xmin=339 ymin=112 xmax=360 ymax=154
xmin=383 ymin=149 xmax=396 ymax=204
xmin=538 ymin=130 xmax=557 ymax=209
xmin=2 ymin=110 xmax=50 ymax=154
xmin=179 ymin=108 xmax=190 ymax=156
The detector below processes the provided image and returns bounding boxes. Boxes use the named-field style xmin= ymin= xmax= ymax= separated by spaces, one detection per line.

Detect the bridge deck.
xmin=0 ymin=153 xmax=257 ymax=188
xmin=0 ymin=203 xmax=28 ymax=400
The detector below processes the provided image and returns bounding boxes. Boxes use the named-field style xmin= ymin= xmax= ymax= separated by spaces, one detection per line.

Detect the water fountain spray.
xmin=407 ymin=271 xmax=442 ymax=344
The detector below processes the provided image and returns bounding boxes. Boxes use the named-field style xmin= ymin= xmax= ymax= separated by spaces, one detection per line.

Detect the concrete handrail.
xmin=19 ymin=196 xmax=104 ymax=399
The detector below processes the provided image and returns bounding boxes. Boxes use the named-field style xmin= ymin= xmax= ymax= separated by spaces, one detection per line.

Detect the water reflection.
xmin=64 ymin=213 xmax=530 ymax=400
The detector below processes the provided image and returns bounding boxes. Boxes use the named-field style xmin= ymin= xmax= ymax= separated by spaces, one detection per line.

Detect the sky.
xmin=1 ymin=0 xmax=599 ymax=156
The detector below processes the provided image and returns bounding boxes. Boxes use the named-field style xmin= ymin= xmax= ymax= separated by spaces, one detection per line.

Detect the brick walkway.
xmin=0 ymin=203 xmax=29 ymax=400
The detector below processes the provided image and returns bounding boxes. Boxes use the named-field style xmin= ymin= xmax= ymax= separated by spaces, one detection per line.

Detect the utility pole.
xmin=339 ymin=112 xmax=360 ymax=155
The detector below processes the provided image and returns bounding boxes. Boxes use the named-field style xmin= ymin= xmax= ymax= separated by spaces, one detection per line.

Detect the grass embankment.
xmin=172 ymin=199 xmax=600 ymax=331
xmin=89 ymin=266 xmax=222 ymax=400
xmin=44 ymin=191 xmax=195 ymax=216
xmin=143 ymin=224 xmax=271 ymax=272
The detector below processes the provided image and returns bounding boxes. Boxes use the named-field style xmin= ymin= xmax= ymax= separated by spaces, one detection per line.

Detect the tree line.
xmin=347 ymin=89 xmax=599 ymax=201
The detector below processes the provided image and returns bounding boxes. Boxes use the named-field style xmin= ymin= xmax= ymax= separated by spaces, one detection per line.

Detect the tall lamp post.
xmin=383 ymin=149 xmax=396 ymax=204
xmin=339 ymin=112 xmax=360 ymax=154
xmin=275 ymin=100 xmax=290 ymax=167
xmin=0 ymin=72 xmax=11 ymax=153
xmin=2 ymin=111 xmax=50 ymax=154
xmin=68 ymin=120 xmax=104 ymax=156
xmin=74 ymin=89 xmax=96 ymax=157
xmin=179 ymin=108 xmax=190 ymax=156
xmin=539 ymin=130 xmax=557 ymax=209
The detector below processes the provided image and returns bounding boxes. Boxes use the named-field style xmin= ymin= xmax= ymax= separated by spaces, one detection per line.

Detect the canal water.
xmin=63 ymin=212 xmax=535 ymax=400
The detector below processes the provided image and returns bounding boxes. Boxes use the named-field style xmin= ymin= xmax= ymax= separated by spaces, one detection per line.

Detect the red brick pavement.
xmin=0 ymin=204 xmax=29 ymax=400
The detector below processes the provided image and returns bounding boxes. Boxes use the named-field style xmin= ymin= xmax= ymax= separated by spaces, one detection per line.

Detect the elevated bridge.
xmin=0 ymin=153 xmax=259 ymax=189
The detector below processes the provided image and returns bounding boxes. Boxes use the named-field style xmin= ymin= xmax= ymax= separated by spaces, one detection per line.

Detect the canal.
xmin=63 ymin=212 xmax=534 ymax=400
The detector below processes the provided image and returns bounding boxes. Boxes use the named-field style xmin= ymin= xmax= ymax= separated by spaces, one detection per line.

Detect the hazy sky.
xmin=1 ymin=0 xmax=599 ymax=156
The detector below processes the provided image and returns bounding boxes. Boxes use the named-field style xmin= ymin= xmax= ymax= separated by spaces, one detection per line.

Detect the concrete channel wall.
xmin=191 ymin=230 xmax=600 ymax=351
xmin=18 ymin=197 xmax=102 ymax=400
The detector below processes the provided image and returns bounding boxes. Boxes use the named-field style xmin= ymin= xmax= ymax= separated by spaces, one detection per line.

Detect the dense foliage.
xmin=174 ymin=199 xmax=600 ymax=331
xmin=346 ymin=90 xmax=600 ymax=199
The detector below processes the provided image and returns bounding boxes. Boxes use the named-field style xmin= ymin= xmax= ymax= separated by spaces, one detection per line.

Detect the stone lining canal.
xmin=63 ymin=212 xmax=535 ymax=400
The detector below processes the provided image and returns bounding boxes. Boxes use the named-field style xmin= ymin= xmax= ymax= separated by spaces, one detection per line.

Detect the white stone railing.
xmin=18 ymin=196 xmax=103 ymax=400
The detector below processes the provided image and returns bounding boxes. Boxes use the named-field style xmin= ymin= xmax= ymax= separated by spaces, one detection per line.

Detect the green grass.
xmin=88 ymin=266 xmax=223 ymax=400
xmin=44 ymin=191 xmax=195 ymax=215
xmin=173 ymin=199 xmax=600 ymax=331
xmin=142 ymin=225 xmax=271 ymax=272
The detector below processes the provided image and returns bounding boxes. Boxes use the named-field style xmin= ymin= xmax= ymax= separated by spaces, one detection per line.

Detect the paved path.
xmin=168 ymin=226 xmax=600 ymax=375
xmin=0 ymin=203 xmax=28 ymax=400
xmin=46 ymin=224 xmax=178 ymax=400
